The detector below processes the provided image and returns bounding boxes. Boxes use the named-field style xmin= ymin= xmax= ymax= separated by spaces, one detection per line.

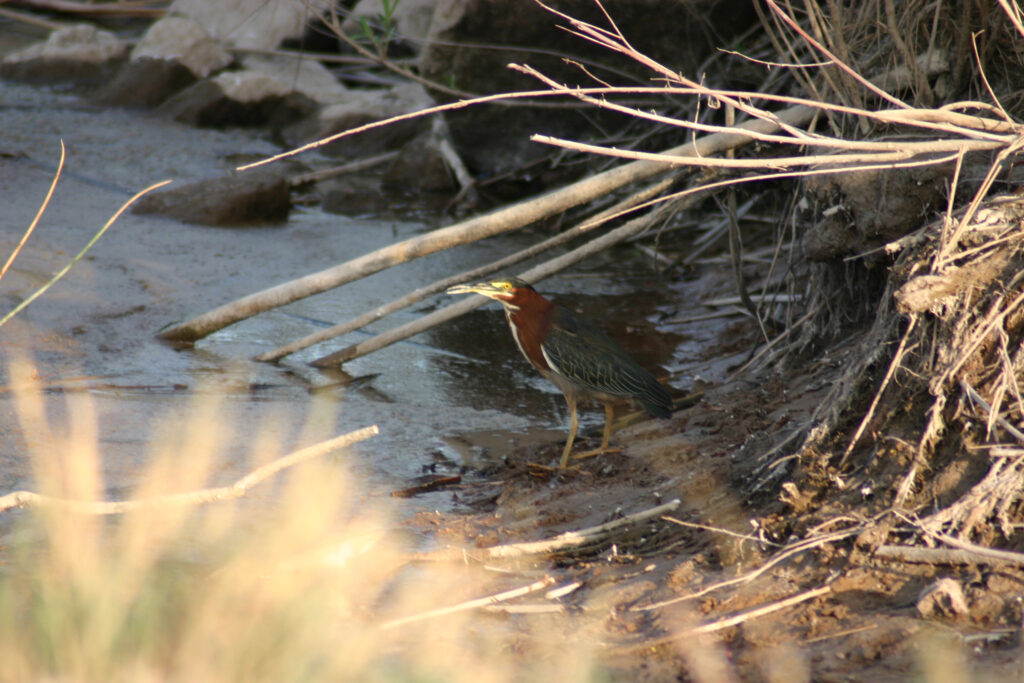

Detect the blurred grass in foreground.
xmin=0 ymin=359 xmax=601 ymax=682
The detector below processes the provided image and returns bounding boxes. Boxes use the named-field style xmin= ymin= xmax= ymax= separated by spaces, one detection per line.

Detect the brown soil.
xmin=406 ymin=265 xmax=1024 ymax=681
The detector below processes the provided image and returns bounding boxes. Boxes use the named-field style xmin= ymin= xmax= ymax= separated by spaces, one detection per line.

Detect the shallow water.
xmin=0 ymin=79 xmax=697 ymax=527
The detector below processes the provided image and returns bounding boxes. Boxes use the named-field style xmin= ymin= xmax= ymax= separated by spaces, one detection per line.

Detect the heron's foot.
xmin=573 ymin=445 xmax=622 ymax=460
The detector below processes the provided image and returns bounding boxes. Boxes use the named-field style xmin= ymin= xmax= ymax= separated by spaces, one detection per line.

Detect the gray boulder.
xmin=158 ymin=68 xmax=317 ymax=127
xmin=96 ymin=17 xmax=233 ymax=108
xmin=283 ymin=81 xmax=433 ymax=158
xmin=1 ymin=24 xmax=126 ymax=84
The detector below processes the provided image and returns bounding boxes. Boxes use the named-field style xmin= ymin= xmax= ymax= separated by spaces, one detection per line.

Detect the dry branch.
xmin=380 ymin=577 xmax=558 ymax=630
xmin=157 ymin=105 xmax=817 ymax=343
xmin=674 ymin=585 xmax=831 ymax=636
xmin=256 ymin=177 xmax=672 ymax=362
xmin=617 ymin=585 xmax=831 ymax=652
xmin=417 ymin=499 xmax=680 ymax=562
xmin=875 ymin=543 xmax=1024 ymax=566
xmin=308 ymin=189 xmax=682 ymax=366
xmin=481 ymin=498 xmax=680 ymax=559
xmin=0 ymin=426 xmax=379 ymax=514
xmin=8 ymin=0 xmax=166 ymax=18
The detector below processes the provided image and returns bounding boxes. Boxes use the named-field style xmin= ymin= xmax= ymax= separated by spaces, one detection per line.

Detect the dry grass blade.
xmin=0 ymin=177 xmax=173 ymax=331
xmin=0 ymin=140 xmax=64 ymax=284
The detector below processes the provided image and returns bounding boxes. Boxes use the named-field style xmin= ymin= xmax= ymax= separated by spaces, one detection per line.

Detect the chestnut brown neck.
xmin=501 ymin=288 xmax=555 ymax=372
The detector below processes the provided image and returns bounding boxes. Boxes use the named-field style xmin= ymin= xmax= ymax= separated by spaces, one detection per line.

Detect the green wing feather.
xmin=542 ymin=307 xmax=672 ymax=418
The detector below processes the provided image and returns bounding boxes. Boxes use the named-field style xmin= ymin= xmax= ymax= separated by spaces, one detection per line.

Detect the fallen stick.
xmin=380 ymin=576 xmax=557 ymax=629
xmin=480 ymin=498 xmax=681 ymax=560
xmin=634 ymin=526 xmax=858 ymax=611
xmin=390 ymin=475 xmax=462 ymax=498
xmin=156 ymin=104 xmax=817 ymax=342
xmin=287 ymin=152 xmax=399 ymax=186
xmin=0 ymin=426 xmax=379 ymax=514
xmin=961 ymin=379 xmax=1024 ymax=444
xmin=875 ymin=543 xmax=1024 ymax=566
xmin=928 ymin=530 xmax=1024 ymax=565
xmin=411 ymin=499 xmax=681 ymax=563
xmin=683 ymin=584 xmax=831 ymax=636
xmin=310 ymin=200 xmax=673 ymax=366
xmin=11 ymin=0 xmax=166 ymax=18
xmin=617 ymin=585 xmax=831 ymax=652
xmin=256 ymin=177 xmax=672 ymax=362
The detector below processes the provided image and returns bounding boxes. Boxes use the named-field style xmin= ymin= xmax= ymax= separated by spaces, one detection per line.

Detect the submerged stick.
xmin=157 ymin=104 xmax=817 ymax=343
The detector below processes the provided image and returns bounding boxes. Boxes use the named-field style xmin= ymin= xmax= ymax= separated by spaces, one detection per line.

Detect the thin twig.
xmin=288 ymin=152 xmax=399 ymax=186
xmin=0 ymin=6 xmax=64 ymax=30
xmin=380 ymin=577 xmax=558 ymax=629
xmin=662 ymin=515 xmax=782 ymax=546
xmin=0 ymin=178 xmax=172 ymax=331
xmin=764 ymin=0 xmax=910 ymax=108
xmin=634 ymin=526 xmax=858 ymax=611
xmin=961 ymin=379 xmax=1024 ymax=444
xmin=680 ymin=585 xmax=831 ymax=635
xmin=618 ymin=585 xmax=831 ymax=652
xmin=840 ymin=316 xmax=919 ymax=467
xmin=0 ymin=140 xmax=64 ymax=284
xmin=0 ymin=426 xmax=379 ymax=514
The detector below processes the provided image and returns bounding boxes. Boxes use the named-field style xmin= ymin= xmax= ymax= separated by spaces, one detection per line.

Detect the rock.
xmin=170 ymin=0 xmax=329 ymax=49
xmin=282 ymin=82 xmax=433 ymax=158
xmin=96 ymin=17 xmax=233 ymax=108
xmin=240 ymin=54 xmax=348 ymax=104
xmin=343 ymin=0 xmax=436 ymax=46
xmin=320 ymin=174 xmax=392 ymax=215
xmin=132 ymin=16 xmax=233 ymax=78
xmin=131 ymin=168 xmax=292 ymax=226
xmin=159 ymin=53 xmax=345 ymax=127
xmin=383 ymin=131 xmax=458 ymax=193
xmin=916 ymin=578 xmax=969 ymax=619
xmin=159 ymin=69 xmax=318 ymax=127
xmin=419 ymin=0 xmax=759 ymax=176
xmin=0 ymin=24 xmax=126 ymax=84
